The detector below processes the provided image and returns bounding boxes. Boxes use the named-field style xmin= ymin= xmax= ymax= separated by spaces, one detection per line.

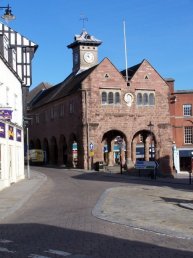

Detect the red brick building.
xmin=28 ymin=30 xmax=174 ymax=176
xmin=169 ymin=88 xmax=193 ymax=172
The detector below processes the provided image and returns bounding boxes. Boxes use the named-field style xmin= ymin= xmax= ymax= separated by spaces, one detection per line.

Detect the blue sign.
xmin=0 ymin=122 xmax=5 ymax=138
xmin=90 ymin=143 xmax=94 ymax=150
xmin=0 ymin=109 xmax=13 ymax=121
xmin=16 ymin=128 xmax=22 ymax=142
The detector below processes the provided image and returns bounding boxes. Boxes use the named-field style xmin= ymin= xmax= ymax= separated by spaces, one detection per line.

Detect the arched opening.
xmin=29 ymin=140 xmax=35 ymax=150
xmin=43 ymin=138 xmax=49 ymax=164
xmin=102 ymin=130 xmax=126 ymax=167
xmin=50 ymin=136 xmax=58 ymax=165
xmin=59 ymin=135 xmax=68 ymax=166
xmin=132 ymin=130 xmax=156 ymax=164
xmin=69 ymin=133 xmax=78 ymax=168
xmin=35 ymin=138 xmax=41 ymax=149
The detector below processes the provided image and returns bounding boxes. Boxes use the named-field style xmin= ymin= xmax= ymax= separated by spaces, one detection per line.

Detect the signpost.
xmin=135 ymin=160 xmax=159 ymax=179
xmin=116 ymin=136 xmax=123 ymax=174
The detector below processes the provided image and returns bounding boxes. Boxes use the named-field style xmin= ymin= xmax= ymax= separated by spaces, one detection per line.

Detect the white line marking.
xmin=0 ymin=239 xmax=13 ymax=243
xmin=28 ymin=254 xmax=51 ymax=258
xmin=0 ymin=247 xmax=15 ymax=253
xmin=45 ymin=249 xmax=71 ymax=256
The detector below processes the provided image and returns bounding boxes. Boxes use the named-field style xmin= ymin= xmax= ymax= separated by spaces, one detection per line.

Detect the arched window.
xmin=149 ymin=93 xmax=155 ymax=105
xmin=137 ymin=93 xmax=142 ymax=105
xmin=108 ymin=92 xmax=114 ymax=104
xmin=115 ymin=92 xmax=120 ymax=104
xmin=143 ymin=93 xmax=148 ymax=105
xmin=101 ymin=92 xmax=107 ymax=104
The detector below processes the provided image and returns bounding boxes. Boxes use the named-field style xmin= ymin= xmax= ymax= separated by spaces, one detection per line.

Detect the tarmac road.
xmin=0 ymin=167 xmax=193 ymax=257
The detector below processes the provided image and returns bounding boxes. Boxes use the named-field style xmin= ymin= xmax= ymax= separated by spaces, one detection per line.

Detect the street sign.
xmin=116 ymin=136 xmax=123 ymax=147
xmin=135 ymin=160 xmax=159 ymax=170
xmin=89 ymin=150 xmax=94 ymax=157
xmin=90 ymin=142 xmax=94 ymax=150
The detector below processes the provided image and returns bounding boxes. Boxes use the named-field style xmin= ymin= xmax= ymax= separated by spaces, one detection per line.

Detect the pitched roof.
xmin=28 ymin=82 xmax=53 ymax=106
xmin=30 ymin=65 xmax=97 ymax=108
xmin=121 ymin=62 xmax=142 ymax=79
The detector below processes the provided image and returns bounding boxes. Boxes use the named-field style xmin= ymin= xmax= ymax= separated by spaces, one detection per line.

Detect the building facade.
xmin=28 ymin=30 xmax=174 ymax=176
xmin=0 ymin=22 xmax=38 ymax=190
xmin=169 ymin=88 xmax=193 ymax=172
xmin=0 ymin=52 xmax=24 ymax=190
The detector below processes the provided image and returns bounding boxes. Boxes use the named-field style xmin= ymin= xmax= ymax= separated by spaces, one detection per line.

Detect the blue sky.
xmin=3 ymin=0 xmax=193 ymax=90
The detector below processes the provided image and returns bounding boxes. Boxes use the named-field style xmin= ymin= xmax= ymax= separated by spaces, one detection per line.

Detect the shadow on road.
xmin=0 ymin=223 xmax=193 ymax=258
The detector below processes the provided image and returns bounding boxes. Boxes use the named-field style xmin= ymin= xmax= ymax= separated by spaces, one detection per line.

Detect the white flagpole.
xmin=123 ymin=19 xmax=128 ymax=82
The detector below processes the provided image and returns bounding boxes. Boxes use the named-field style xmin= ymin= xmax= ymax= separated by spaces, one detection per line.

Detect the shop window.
xmin=0 ymin=144 xmax=1 ymax=179
xmin=184 ymin=126 xmax=193 ymax=144
xmin=183 ymin=104 xmax=192 ymax=116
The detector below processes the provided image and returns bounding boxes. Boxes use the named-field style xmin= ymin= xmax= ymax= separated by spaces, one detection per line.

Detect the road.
xmin=0 ymin=167 xmax=193 ymax=258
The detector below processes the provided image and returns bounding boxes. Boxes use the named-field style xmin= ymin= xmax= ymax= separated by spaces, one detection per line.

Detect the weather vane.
xmin=80 ymin=14 xmax=88 ymax=31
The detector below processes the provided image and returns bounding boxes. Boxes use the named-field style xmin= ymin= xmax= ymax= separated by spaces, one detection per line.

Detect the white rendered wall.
xmin=0 ymin=58 xmax=24 ymax=191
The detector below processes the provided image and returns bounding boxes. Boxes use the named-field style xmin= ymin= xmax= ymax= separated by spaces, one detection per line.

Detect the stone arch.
xmin=50 ymin=136 xmax=58 ymax=165
xmin=43 ymin=138 xmax=49 ymax=164
xmin=35 ymin=138 xmax=41 ymax=149
xmin=29 ymin=140 xmax=35 ymax=150
xmin=102 ymin=130 xmax=127 ymax=167
xmin=132 ymin=129 xmax=157 ymax=163
xmin=58 ymin=135 xmax=68 ymax=166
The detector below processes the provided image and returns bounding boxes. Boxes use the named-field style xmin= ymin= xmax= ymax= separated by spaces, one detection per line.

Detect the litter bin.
xmin=95 ymin=161 xmax=104 ymax=171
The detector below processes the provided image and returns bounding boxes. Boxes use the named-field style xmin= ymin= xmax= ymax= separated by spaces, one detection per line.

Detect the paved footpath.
xmin=0 ymin=167 xmax=193 ymax=242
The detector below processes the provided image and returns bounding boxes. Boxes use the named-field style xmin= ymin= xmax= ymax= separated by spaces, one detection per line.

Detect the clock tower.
xmin=67 ymin=30 xmax=102 ymax=74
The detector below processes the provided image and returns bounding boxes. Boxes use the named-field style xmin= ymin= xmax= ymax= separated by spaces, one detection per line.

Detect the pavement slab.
xmin=92 ymin=184 xmax=193 ymax=239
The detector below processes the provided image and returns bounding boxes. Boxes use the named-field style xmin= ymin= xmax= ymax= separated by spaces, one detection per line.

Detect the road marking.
xmin=28 ymin=254 xmax=51 ymax=258
xmin=0 ymin=247 xmax=15 ymax=253
xmin=45 ymin=249 xmax=71 ymax=256
xmin=0 ymin=239 xmax=13 ymax=243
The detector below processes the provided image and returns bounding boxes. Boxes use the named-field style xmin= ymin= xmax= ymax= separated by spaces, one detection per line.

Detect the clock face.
xmin=84 ymin=52 xmax=94 ymax=63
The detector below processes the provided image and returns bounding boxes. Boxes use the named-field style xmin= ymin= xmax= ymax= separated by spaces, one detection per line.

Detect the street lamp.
xmin=0 ymin=4 xmax=15 ymax=22
xmin=147 ymin=121 xmax=154 ymax=160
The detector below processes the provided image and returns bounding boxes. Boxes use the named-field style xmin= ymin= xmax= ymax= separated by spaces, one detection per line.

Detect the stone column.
xmin=145 ymin=137 xmax=150 ymax=161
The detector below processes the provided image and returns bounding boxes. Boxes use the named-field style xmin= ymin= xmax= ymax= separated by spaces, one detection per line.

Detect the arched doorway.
xmin=102 ymin=130 xmax=126 ymax=167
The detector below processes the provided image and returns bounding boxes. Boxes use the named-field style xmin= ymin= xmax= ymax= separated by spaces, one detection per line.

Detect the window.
xmin=101 ymin=90 xmax=121 ymax=105
xmin=149 ymin=93 xmax=155 ymax=105
xmin=35 ymin=114 xmax=39 ymax=124
xmin=69 ymin=102 xmax=74 ymax=114
xmin=143 ymin=93 xmax=148 ymax=105
xmin=108 ymin=92 xmax=114 ymax=104
xmin=183 ymin=104 xmax=192 ymax=116
xmin=137 ymin=93 xmax=142 ymax=105
xmin=101 ymin=92 xmax=107 ymax=104
xmin=60 ymin=104 xmax=65 ymax=117
xmin=115 ymin=92 xmax=120 ymax=104
xmin=136 ymin=91 xmax=155 ymax=106
xmin=184 ymin=126 xmax=193 ymax=144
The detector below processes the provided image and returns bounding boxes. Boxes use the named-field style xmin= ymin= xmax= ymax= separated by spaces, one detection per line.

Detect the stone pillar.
xmin=108 ymin=139 xmax=114 ymax=166
xmin=126 ymin=140 xmax=134 ymax=169
xmin=145 ymin=137 xmax=150 ymax=161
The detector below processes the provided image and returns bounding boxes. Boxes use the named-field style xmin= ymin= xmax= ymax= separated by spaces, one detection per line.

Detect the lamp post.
xmin=0 ymin=4 xmax=15 ymax=22
xmin=147 ymin=121 xmax=154 ymax=161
